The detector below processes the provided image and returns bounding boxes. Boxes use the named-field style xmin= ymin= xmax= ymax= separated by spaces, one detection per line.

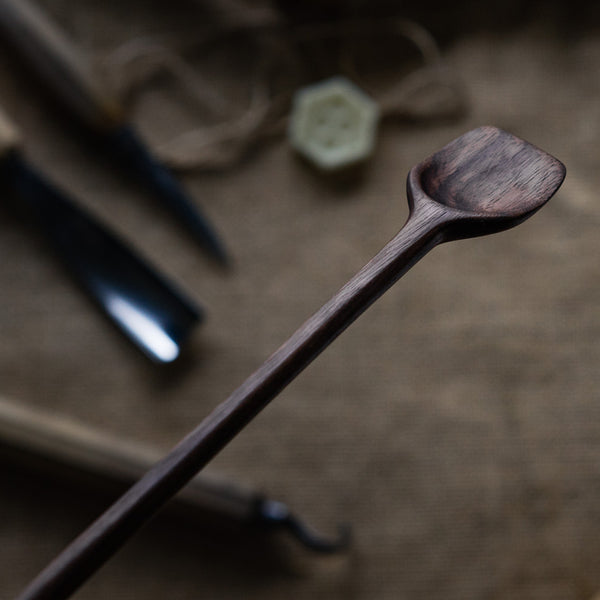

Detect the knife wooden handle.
xmin=0 ymin=0 xmax=124 ymax=131
xmin=0 ymin=104 xmax=20 ymax=157
xmin=0 ymin=396 xmax=256 ymax=521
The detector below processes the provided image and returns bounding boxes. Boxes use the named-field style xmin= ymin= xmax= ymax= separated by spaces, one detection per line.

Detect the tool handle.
xmin=0 ymin=104 xmax=20 ymax=157
xmin=0 ymin=0 xmax=123 ymax=130
xmin=17 ymin=204 xmax=449 ymax=600
xmin=1 ymin=395 xmax=349 ymax=554
xmin=0 ymin=396 xmax=255 ymax=521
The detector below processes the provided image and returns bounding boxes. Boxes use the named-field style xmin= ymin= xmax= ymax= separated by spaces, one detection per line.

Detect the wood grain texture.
xmin=16 ymin=127 xmax=566 ymax=600
xmin=410 ymin=126 xmax=566 ymax=239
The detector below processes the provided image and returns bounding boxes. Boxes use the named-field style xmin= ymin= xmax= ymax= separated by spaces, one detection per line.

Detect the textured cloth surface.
xmin=1 ymin=2 xmax=599 ymax=599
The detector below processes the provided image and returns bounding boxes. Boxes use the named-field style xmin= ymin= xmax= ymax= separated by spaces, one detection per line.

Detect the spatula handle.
xmin=0 ymin=0 xmax=123 ymax=130
xmin=16 ymin=203 xmax=450 ymax=600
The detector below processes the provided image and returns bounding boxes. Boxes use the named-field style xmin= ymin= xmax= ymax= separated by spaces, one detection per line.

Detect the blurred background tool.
xmin=0 ymin=104 xmax=201 ymax=363
xmin=0 ymin=0 xmax=229 ymax=266
xmin=0 ymin=395 xmax=349 ymax=554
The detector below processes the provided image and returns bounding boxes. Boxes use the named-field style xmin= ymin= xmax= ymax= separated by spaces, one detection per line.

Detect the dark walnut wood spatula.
xmin=18 ymin=126 xmax=566 ymax=600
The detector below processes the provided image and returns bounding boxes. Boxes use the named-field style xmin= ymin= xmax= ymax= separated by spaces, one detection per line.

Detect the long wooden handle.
xmin=0 ymin=104 xmax=20 ymax=157
xmin=17 ymin=203 xmax=449 ymax=600
xmin=0 ymin=0 xmax=123 ymax=130
xmin=0 ymin=396 xmax=258 ymax=521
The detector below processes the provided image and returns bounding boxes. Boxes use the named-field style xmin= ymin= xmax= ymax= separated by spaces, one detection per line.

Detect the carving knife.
xmin=0 ymin=105 xmax=201 ymax=362
xmin=0 ymin=0 xmax=229 ymax=266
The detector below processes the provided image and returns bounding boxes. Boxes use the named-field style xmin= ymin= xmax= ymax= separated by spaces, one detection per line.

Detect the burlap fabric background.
xmin=1 ymin=1 xmax=599 ymax=598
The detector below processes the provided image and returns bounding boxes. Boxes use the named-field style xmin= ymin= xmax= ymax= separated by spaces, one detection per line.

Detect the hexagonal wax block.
xmin=288 ymin=77 xmax=380 ymax=171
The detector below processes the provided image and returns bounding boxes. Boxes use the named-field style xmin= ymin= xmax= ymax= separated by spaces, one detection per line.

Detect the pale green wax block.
xmin=289 ymin=76 xmax=380 ymax=171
